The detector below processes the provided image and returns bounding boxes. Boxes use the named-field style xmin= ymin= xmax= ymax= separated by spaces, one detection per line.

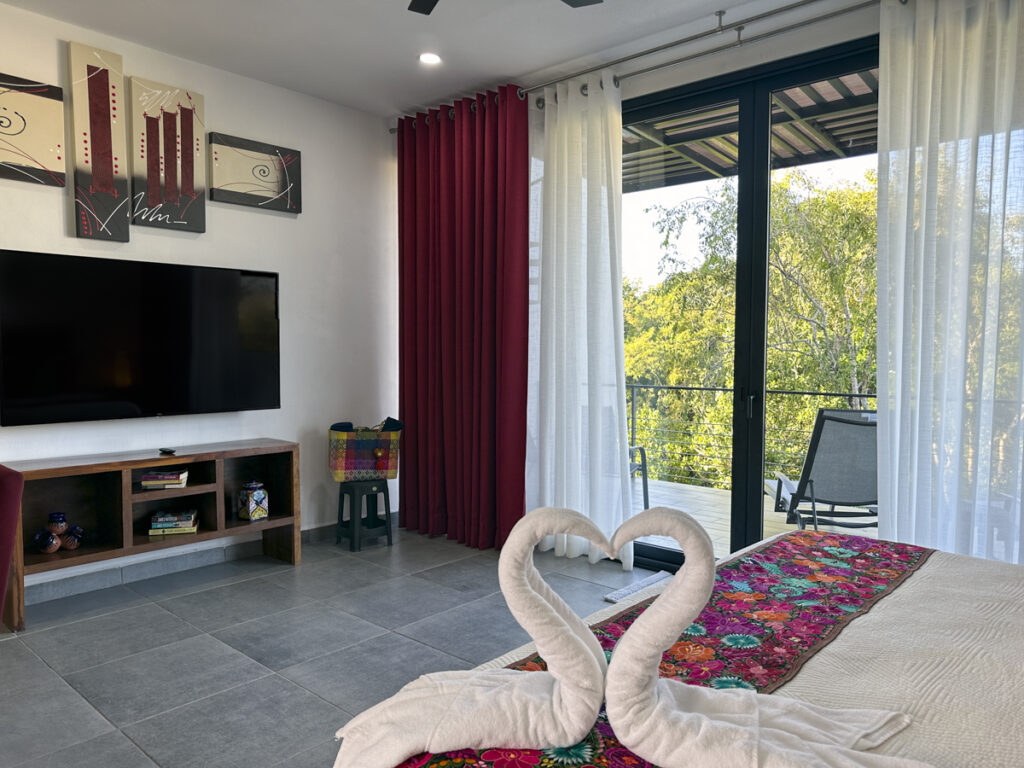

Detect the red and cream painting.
xmin=0 ymin=72 xmax=65 ymax=187
xmin=129 ymin=76 xmax=205 ymax=232
xmin=69 ymin=42 xmax=130 ymax=241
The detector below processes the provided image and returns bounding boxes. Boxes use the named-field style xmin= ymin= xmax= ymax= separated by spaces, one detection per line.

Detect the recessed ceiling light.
xmin=419 ymin=52 xmax=442 ymax=65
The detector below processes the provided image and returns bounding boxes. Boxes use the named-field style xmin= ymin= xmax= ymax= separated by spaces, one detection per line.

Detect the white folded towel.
xmin=334 ymin=507 xmax=612 ymax=768
xmin=605 ymin=506 xmax=931 ymax=768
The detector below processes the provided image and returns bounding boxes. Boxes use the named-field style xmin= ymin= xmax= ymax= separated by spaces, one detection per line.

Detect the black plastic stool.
xmin=336 ymin=479 xmax=393 ymax=551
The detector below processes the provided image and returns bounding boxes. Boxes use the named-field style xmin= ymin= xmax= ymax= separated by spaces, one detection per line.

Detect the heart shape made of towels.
xmin=334 ymin=507 xmax=615 ymax=768
xmin=336 ymin=506 xmax=921 ymax=768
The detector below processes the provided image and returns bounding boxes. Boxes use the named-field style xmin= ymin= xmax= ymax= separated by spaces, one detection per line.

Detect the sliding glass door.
xmin=621 ymin=38 xmax=879 ymax=566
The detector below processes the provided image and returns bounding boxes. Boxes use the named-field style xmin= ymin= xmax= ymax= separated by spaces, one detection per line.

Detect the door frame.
xmin=624 ymin=36 xmax=880 ymax=569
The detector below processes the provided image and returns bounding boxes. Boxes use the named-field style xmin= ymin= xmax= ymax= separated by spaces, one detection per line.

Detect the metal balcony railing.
xmin=626 ymin=383 xmax=877 ymax=489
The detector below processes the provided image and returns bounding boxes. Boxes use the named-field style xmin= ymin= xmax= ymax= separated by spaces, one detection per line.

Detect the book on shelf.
xmin=147 ymin=524 xmax=198 ymax=536
xmin=141 ymin=479 xmax=188 ymax=489
xmin=150 ymin=519 xmax=197 ymax=529
xmin=141 ymin=470 xmax=188 ymax=487
xmin=150 ymin=509 xmax=197 ymax=525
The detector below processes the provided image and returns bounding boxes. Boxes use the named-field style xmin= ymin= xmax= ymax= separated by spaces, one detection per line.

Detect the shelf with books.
xmin=129 ymin=482 xmax=219 ymax=502
xmin=4 ymin=439 xmax=300 ymax=632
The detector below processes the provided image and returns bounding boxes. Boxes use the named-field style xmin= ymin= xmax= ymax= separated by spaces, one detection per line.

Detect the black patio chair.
xmin=629 ymin=445 xmax=650 ymax=510
xmin=771 ymin=408 xmax=878 ymax=530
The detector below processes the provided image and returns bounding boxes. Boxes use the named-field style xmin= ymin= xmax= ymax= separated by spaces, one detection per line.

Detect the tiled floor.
xmin=0 ymin=529 xmax=655 ymax=768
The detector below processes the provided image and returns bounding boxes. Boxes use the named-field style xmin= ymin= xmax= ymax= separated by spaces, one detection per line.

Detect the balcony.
xmin=627 ymin=383 xmax=877 ymax=557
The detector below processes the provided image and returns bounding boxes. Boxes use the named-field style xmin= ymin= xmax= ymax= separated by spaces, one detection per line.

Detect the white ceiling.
xmin=4 ymin=0 xmax=770 ymax=117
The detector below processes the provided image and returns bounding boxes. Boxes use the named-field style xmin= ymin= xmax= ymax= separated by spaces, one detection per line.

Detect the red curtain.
xmin=397 ymin=85 xmax=529 ymax=549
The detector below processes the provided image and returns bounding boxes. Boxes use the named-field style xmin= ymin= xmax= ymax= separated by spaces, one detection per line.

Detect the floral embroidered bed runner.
xmin=396 ymin=530 xmax=933 ymax=768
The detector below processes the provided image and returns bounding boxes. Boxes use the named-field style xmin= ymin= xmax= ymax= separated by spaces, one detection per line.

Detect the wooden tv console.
xmin=2 ymin=438 xmax=300 ymax=632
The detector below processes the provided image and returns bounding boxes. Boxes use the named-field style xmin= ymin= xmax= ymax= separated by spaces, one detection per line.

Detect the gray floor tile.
xmin=0 ymin=643 xmax=112 ymax=768
xmin=212 ymin=602 xmax=387 ymax=670
xmin=543 ymin=572 xmax=617 ymax=618
xmin=396 ymin=592 xmax=530 ymax=666
xmin=65 ymin=634 xmax=270 ymax=726
xmin=22 ymin=586 xmax=149 ymax=634
xmin=15 ymin=731 xmax=158 ymax=768
xmin=127 ymin=558 xmax=291 ymax=601
xmin=346 ymin=532 xmax=480 ymax=574
xmin=21 ymin=603 xmax=200 ymax=675
xmin=265 ymin=555 xmax=397 ymax=601
xmin=123 ymin=676 xmax=345 ymax=768
xmin=0 ymin=638 xmax=49 ymax=694
xmin=296 ymin=540 xmax=350 ymax=564
xmin=415 ymin=554 xmax=503 ymax=599
xmin=157 ymin=577 xmax=313 ymax=632
xmin=542 ymin=553 xmax=657 ymax=589
xmin=280 ymin=632 xmax=471 ymax=714
xmin=324 ymin=574 xmax=472 ymax=629
xmin=269 ymin=737 xmax=343 ymax=768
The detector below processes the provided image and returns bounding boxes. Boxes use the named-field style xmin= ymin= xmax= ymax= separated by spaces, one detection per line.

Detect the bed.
xmin=389 ymin=529 xmax=1024 ymax=768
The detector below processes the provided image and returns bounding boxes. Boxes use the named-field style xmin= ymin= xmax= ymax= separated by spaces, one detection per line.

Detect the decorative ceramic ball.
xmin=46 ymin=512 xmax=68 ymax=535
xmin=33 ymin=529 xmax=61 ymax=554
xmin=61 ymin=525 xmax=85 ymax=551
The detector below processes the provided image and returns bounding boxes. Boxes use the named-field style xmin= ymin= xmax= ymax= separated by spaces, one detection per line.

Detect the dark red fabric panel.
xmin=397 ymin=117 xmax=413 ymax=530
xmin=85 ymin=66 xmax=114 ymax=194
xmin=145 ymin=115 xmax=161 ymax=207
xmin=397 ymin=85 xmax=529 ymax=550
xmin=494 ymin=85 xmax=530 ymax=547
xmin=180 ymin=107 xmax=194 ymax=198
xmin=162 ymin=111 xmax=178 ymax=203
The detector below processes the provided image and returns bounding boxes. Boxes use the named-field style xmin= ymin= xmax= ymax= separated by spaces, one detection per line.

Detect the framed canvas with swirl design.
xmin=208 ymin=133 xmax=301 ymax=213
xmin=0 ymin=72 xmax=65 ymax=187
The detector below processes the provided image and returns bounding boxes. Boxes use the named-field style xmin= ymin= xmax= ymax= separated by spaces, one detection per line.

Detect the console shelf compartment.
xmin=3 ymin=438 xmax=300 ymax=631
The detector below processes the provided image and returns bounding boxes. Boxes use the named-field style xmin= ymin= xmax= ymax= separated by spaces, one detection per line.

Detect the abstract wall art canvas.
xmin=209 ymin=133 xmax=301 ymax=213
xmin=0 ymin=73 xmax=66 ymax=187
xmin=68 ymin=42 xmax=130 ymax=241
xmin=129 ymin=76 xmax=205 ymax=232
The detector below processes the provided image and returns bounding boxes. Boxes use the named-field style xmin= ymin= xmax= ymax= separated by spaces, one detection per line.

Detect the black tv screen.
xmin=0 ymin=249 xmax=280 ymax=426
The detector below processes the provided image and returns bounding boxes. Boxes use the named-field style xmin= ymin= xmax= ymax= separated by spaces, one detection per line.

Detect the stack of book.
xmin=141 ymin=470 xmax=188 ymax=489
xmin=148 ymin=509 xmax=198 ymax=536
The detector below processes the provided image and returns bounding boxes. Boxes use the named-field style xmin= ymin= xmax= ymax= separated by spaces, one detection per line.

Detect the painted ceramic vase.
xmin=61 ymin=525 xmax=85 ymax=551
xmin=33 ymin=529 xmax=61 ymax=554
xmin=46 ymin=512 xmax=68 ymax=535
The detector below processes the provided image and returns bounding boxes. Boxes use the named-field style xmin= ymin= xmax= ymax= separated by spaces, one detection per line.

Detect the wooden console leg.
xmin=3 ymin=514 xmax=25 ymax=632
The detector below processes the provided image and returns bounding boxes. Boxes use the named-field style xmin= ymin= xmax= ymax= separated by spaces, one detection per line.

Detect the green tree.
xmin=625 ymin=169 xmax=878 ymax=488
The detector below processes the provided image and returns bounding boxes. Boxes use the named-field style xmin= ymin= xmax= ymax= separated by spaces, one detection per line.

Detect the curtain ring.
xmin=517 ymin=87 xmax=527 ymax=100
xmin=448 ymin=107 xmax=455 ymax=119
xmin=535 ymin=96 xmax=545 ymax=110
xmin=612 ymin=75 xmax=620 ymax=87
xmin=580 ymin=82 xmax=588 ymax=96
xmin=471 ymin=101 xmax=477 ymax=113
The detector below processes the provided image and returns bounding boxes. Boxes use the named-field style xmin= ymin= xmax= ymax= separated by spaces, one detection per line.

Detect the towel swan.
xmin=334 ymin=507 xmax=613 ymax=768
xmin=605 ymin=506 xmax=928 ymax=768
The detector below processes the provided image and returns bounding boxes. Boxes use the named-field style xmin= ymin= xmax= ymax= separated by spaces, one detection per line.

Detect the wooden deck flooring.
xmin=630 ymin=477 xmax=876 ymax=559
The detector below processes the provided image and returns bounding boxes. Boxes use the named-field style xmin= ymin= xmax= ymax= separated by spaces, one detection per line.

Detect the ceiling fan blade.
xmin=561 ymin=0 xmax=603 ymax=6
xmin=408 ymin=0 xmax=440 ymax=14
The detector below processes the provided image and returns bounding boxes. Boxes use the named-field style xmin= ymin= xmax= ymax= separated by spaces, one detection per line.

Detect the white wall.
xmin=621 ymin=4 xmax=880 ymax=102
xmin=0 ymin=3 xmax=398 ymax=539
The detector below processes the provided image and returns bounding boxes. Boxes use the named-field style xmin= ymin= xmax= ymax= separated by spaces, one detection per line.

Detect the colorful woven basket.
xmin=329 ymin=425 xmax=401 ymax=482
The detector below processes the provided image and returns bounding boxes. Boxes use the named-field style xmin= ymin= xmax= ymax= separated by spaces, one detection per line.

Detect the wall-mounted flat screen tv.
xmin=0 ymin=249 xmax=280 ymax=426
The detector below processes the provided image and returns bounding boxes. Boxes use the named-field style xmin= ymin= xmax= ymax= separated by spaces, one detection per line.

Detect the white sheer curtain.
xmin=525 ymin=70 xmax=634 ymax=567
xmin=878 ymin=0 xmax=1024 ymax=563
